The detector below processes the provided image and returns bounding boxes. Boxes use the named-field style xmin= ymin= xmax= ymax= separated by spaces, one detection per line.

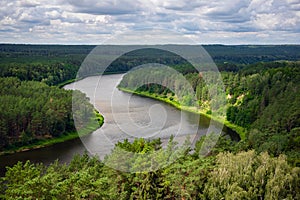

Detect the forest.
xmin=1 ymin=44 xmax=300 ymax=83
xmin=0 ymin=44 xmax=299 ymax=199
xmin=0 ymin=77 xmax=100 ymax=152
xmin=118 ymin=61 xmax=300 ymax=166
xmin=1 ymin=137 xmax=299 ymax=199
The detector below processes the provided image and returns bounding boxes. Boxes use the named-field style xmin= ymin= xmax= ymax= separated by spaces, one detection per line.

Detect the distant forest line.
xmin=1 ymin=44 xmax=300 ymax=86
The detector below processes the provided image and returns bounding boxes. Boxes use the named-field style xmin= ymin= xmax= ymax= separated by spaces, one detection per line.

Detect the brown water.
xmin=0 ymin=74 xmax=239 ymax=176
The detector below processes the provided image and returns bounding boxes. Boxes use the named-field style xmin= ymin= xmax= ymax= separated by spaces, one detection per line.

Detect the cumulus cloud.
xmin=151 ymin=0 xmax=206 ymax=11
xmin=67 ymin=0 xmax=143 ymax=15
xmin=0 ymin=0 xmax=299 ymax=44
xmin=17 ymin=0 xmax=40 ymax=8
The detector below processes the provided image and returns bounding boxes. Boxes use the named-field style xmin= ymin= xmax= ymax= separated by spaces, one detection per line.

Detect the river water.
xmin=0 ymin=74 xmax=239 ymax=175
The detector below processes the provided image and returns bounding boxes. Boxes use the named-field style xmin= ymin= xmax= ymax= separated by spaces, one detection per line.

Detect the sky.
xmin=0 ymin=0 xmax=299 ymax=44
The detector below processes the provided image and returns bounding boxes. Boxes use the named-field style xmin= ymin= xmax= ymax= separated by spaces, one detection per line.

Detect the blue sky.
xmin=0 ymin=0 xmax=299 ymax=44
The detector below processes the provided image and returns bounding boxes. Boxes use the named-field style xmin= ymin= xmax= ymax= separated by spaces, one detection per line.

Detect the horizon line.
xmin=1 ymin=43 xmax=300 ymax=46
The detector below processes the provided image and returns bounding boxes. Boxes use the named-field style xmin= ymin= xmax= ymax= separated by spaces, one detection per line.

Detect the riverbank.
xmin=118 ymin=87 xmax=246 ymax=140
xmin=0 ymin=110 xmax=104 ymax=156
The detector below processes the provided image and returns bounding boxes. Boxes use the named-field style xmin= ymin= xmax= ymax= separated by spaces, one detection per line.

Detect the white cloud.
xmin=0 ymin=0 xmax=299 ymax=44
xmin=17 ymin=0 xmax=40 ymax=8
xmin=254 ymin=13 xmax=279 ymax=30
xmin=67 ymin=0 xmax=143 ymax=15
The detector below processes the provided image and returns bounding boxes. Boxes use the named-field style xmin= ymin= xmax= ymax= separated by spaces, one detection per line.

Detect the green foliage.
xmin=204 ymin=151 xmax=300 ymax=199
xmin=0 ymin=62 xmax=80 ymax=86
xmin=1 ymin=44 xmax=300 ymax=199
xmin=212 ymin=62 xmax=300 ymax=163
xmin=228 ymin=63 xmax=300 ymax=164
xmin=205 ymin=45 xmax=300 ymax=64
xmin=1 ymin=44 xmax=300 ymax=85
xmin=0 ymin=77 xmax=97 ymax=151
xmin=119 ymin=61 xmax=300 ymax=164
xmin=0 ymin=44 xmax=92 ymax=86
xmin=118 ymin=67 xmax=226 ymax=111
xmin=226 ymin=63 xmax=300 ymax=131
xmin=1 ymin=139 xmax=299 ymax=199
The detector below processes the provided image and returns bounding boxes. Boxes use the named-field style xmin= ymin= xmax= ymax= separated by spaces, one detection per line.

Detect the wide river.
xmin=0 ymin=74 xmax=239 ymax=175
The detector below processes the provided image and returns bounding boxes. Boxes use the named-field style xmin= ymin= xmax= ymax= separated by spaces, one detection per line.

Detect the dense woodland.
xmin=0 ymin=77 xmax=96 ymax=151
xmin=1 ymin=44 xmax=300 ymax=84
xmin=0 ymin=44 xmax=300 ymax=199
xmin=119 ymin=61 xmax=300 ymax=166
xmin=1 ymin=137 xmax=299 ymax=199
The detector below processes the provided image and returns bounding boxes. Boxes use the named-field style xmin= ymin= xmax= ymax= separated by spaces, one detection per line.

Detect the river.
xmin=0 ymin=74 xmax=239 ymax=176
